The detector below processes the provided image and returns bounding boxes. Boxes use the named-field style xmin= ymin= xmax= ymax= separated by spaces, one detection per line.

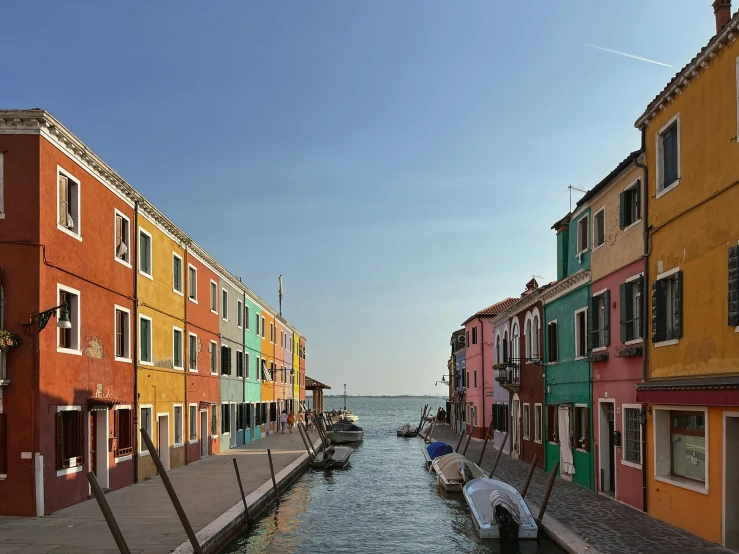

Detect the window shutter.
xmin=674 ymin=271 xmax=683 ymax=339
xmin=114 ymin=409 xmax=120 ymax=439
xmin=653 ymin=280 xmax=667 ymax=342
xmin=619 ymin=191 xmax=626 ymax=230
xmin=78 ymin=411 xmax=85 ymax=464
xmin=55 ymin=412 xmax=63 ymax=469
xmin=603 ymin=290 xmax=610 ymax=346
xmin=58 ymin=175 xmax=69 ymax=226
xmin=115 ymin=215 xmax=123 ymax=247
xmin=635 ymin=180 xmax=641 ymax=220
xmin=620 ymin=283 xmax=628 ymax=343
xmin=729 ymin=246 xmax=739 ymax=326
xmin=0 ymin=414 xmax=6 ymax=475
xmin=589 ymin=299 xmax=597 ymax=351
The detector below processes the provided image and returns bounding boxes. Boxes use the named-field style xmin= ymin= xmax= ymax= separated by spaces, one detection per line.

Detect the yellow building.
xmin=293 ymin=331 xmax=301 ymax=406
xmin=136 ymin=208 xmax=187 ymax=479
xmin=634 ymin=5 xmax=739 ymax=548
xmin=260 ymin=310 xmax=276 ymax=431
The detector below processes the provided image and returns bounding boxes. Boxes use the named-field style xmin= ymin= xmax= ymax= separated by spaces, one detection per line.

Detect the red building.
xmin=0 ymin=111 xmax=137 ymax=515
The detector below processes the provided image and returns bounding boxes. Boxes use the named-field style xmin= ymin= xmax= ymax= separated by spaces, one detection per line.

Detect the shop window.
xmin=574 ymin=406 xmax=590 ymax=451
xmin=55 ymin=409 xmax=83 ymax=470
xmin=670 ymin=411 xmax=705 ymax=482
xmin=114 ymin=408 xmax=133 ymax=457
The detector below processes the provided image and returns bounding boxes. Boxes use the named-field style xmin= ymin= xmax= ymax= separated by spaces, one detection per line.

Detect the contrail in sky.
xmin=582 ymin=43 xmax=673 ymax=67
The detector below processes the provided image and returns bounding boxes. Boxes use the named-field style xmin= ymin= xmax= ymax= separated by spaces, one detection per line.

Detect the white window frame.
xmin=523 ymin=403 xmax=531 ymax=440
xmin=245 ymin=351 xmax=250 ymax=380
xmin=245 ymin=305 xmax=250 ymax=331
xmin=222 ymin=288 xmax=229 ymax=321
xmin=237 ymin=300 xmax=243 ymax=328
xmin=655 ymin=266 xmax=681 ymax=348
xmin=138 ymin=228 xmax=153 ymax=281
xmin=210 ymin=340 xmax=218 ymax=375
xmin=57 ymin=283 xmax=81 ymax=355
xmin=656 ymin=113 xmax=681 ymax=198
xmin=534 ymin=403 xmax=543 ymax=444
xmin=55 ymin=405 xmax=84 ymax=476
xmin=261 ymin=316 xmax=266 ymax=339
xmin=189 ymin=403 xmax=199 ymax=444
xmin=138 ymin=405 xmax=153 ymax=456
xmin=621 ymin=403 xmax=643 ymax=469
xmin=270 ymin=323 xmax=274 ymax=344
xmin=113 ymin=209 xmax=131 ymax=268
xmin=653 ymin=404 xmax=708 ymax=495
xmin=256 ymin=356 xmax=261 ymax=382
xmin=113 ymin=304 xmax=131 ymax=363
xmin=591 ymin=289 xmax=608 ymax=353
xmin=577 ymin=215 xmax=589 ymax=255
xmin=113 ymin=404 xmax=133 ymax=463
xmin=574 ymin=307 xmax=588 ymax=360
xmin=188 ymin=332 xmax=198 ymax=372
xmin=622 ymin=178 xmax=642 ymax=232
xmin=210 ymin=280 xmax=218 ymax=314
xmin=172 ymin=253 xmax=183 ymax=296
xmin=56 ymin=166 xmax=82 ymax=241
xmin=188 ymin=264 xmax=198 ymax=303
xmin=625 ymin=272 xmax=645 ymax=345
xmin=173 ymin=404 xmax=184 ymax=448
xmin=139 ymin=314 xmax=153 ymax=366
xmin=172 ymin=326 xmax=184 ymax=370
xmin=592 ymin=206 xmax=606 ymax=251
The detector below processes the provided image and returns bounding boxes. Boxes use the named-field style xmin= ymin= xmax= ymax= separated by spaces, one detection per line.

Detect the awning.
xmin=199 ymin=400 xmax=218 ymax=409
xmin=87 ymin=397 xmax=128 ymax=410
xmin=636 ymin=376 xmax=739 ymax=406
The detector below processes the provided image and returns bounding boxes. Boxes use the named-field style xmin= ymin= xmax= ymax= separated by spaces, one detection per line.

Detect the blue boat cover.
xmin=427 ymin=442 xmax=453 ymax=458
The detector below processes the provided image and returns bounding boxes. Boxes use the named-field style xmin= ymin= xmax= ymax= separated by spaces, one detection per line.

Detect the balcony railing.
xmin=495 ymin=359 xmax=520 ymax=387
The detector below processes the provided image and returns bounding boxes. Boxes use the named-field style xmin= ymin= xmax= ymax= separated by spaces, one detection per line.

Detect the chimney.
xmin=714 ymin=0 xmax=731 ymax=33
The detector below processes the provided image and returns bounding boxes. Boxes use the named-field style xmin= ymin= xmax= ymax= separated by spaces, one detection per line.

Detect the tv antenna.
xmin=567 ymin=185 xmax=588 ymax=213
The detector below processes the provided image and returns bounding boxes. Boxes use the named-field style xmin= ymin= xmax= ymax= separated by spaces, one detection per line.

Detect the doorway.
xmin=157 ymin=414 xmax=170 ymax=471
xmin=724 ymin=413 xmax=739 ymax=550
xmin=599 ymin=400 xmax=615 ymax=495
xmin=200 ymin=410 xmax=208 ymax=458
xmin=230 ymin=404 xmax=237 ymax=447
xmin=512 ymin=395 xmax=520 ymax=458
xmin=89 ymin=409 xmax=109 ymax=490
xmin=250 ymin=404 xmax=256 ymax=442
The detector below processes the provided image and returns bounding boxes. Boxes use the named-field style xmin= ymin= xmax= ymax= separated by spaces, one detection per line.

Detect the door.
xmin=512 ymin=396 xmax=520 ymax=458
xmin=200 ymin=411 xmax=208 ymax=457
xmin=250 ymin=404 xmax=256 ymax=442
xmin=599 ymin=402 xmax=615 ymax=495
xmin=725 ymin=414 xmax=739 ymax=549
xmin=607 ymin=407 xmax=616 ymax=493
xmin=89 ymin=412 xmax=97 ymax=477
xmin=230 ymin=404 xmax=237 ymax=447
xmin=158 ymin=415 xmax=170 ymax=471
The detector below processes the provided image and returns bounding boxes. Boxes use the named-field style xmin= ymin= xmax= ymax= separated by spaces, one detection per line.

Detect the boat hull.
xmin=462 ymin=478 xmax=538 ymax=540
xmin=326 ymin=430 xmax=364 ymax=443
xmin=431 ymin=453 xmax=484 ymax=492
xmin=311 ymin=446 xmax=353 ymax=469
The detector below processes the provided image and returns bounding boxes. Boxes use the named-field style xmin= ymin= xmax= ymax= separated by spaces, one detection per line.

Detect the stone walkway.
xmin=0 ymin=430 xmax=317 ymax=554
xmin=429 ymin=424 xmax=731 ymax=554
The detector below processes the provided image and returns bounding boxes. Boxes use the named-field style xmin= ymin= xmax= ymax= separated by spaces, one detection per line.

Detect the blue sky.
xmin=1 ymin=1 xmax=717 ymax=394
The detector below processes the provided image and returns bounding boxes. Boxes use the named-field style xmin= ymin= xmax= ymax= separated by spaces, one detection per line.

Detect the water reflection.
xmin=224 ymin=397 xmax=563 ymax=554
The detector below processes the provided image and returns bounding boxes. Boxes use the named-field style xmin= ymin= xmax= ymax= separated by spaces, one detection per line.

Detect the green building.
xmin=244 ymin=293 xmax=263 ymax=441
xmin=541 ymin=210 xmax=594 ymax=490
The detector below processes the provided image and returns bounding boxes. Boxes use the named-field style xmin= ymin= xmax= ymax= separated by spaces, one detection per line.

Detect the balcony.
xmin=494 ymin=360 xmax=520 ymax=393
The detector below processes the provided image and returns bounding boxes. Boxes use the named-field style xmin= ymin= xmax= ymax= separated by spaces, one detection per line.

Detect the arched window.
xmin=532 ymin=315 xmax=540 ymax=359
xmin=512 ymin=322 xmax=520 ymax=360
xmin=503 ymin=330 xmax=509 ymax=363
xmin=496 ymin=334 xmax=501 ymax=364
xmin=525 ymin=319 xmax=532 ymax=359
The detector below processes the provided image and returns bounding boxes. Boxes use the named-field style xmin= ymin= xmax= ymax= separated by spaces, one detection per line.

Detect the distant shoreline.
xmin=323 ymin=395 xmax=442 ymax=399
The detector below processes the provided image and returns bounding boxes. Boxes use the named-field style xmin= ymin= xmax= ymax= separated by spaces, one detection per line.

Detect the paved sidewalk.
xmin=429 ymin=424 xmax=730 ymax=554
xmin=0 ymin=430 xmax=317 ymax=554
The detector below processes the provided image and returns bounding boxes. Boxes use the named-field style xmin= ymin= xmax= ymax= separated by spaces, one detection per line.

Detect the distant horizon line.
xmin=323 ymin=394 xmax=444 ymax=398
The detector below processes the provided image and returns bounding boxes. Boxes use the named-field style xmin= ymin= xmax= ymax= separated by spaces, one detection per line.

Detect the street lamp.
xmin=33 ymin=302 xmax=71 ymax=332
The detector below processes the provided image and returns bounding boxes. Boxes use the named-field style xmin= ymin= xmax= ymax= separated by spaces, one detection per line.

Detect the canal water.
xmin=224 ymin=396 xmax=564 ymax=554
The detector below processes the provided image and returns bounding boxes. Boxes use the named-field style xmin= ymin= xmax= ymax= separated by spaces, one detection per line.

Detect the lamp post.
xmin=33 ymin=302 xmax=72 ymax=332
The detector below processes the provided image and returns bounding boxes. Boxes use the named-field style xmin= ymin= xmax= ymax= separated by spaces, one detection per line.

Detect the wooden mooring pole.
xmin=232 ymin=459 xmax=251 ymax=526
xmin=521 ymin=453 xmax=539 ymax=499
xmin=477 ymin=421 xmax=495 ymax=465
xmin=455 ymin=431 xmax=465 ymax=452
xmin=297 ymin=422 xmax=315 ymax=461
xmin=267 ymin=448 xmax=279 ymax=499
xmin=416 ymin=405 xmax=428 ymax=434
xmin=537 ymin=461 xmax=560 ymax=523
xmin=488 ymin=431 xmax=509 ymax=479
xmin=462 ymin=428 xmax=473 ymax=455
xmin=87 ymin=471 xmax=131 ymax=554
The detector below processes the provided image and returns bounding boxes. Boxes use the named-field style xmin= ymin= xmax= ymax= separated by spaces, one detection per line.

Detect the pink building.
xmin=461 ymin=298 xmax=517 ymax=439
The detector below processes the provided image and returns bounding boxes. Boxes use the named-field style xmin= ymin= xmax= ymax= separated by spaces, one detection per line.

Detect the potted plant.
xmin=0 ymin=330 xmax=20 ymax=350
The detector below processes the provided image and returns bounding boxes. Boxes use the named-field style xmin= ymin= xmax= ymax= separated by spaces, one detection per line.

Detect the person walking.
xmin=280 ymin=410 xmax=288 ymax=433
xmin=287 ymin=410 xmax=295 ymax=433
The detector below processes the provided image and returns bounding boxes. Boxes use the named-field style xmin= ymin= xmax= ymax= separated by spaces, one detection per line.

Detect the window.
xmin=590 ymin=291 xmax=610 ymax=349
xmin=221 ymin=404 xmax=230 ymax=434
xmin=0 ymin=414 xmax=6 ymax=474
xmin=547 ymin=321 xmax=558 ymax=363
xmin=471 ymin=326 xmax=478 ymax=345
xmin=172 ymin=254 xmax=183 ymax=294
xmin=57 ymin=286 xmax=80 ymax=353
xmin=261 ymin=317 xmax=265 ymax=338
xmin=523 ymin=404 xmax=530 ymax=440
xmin=473 ymin=370 xmax=477 ymax=388
xmin=256 ymin=357 xmax=262 ymax=381
xmin=245 ymin=352 xmax=250 ymax=379
xmin=492 ymin=403 xmax=508 ymax=433
xmin=174 ymin=406 xmax=183 ymax=446
xmin=620 ymin=277 xmax=643 ymax=342
xmin=210 ymin=281 xmax=218 ymax=313
xmin=502 ymin=331 xmax=508 ymax=362
xmin=547 ymin=405 xmax=559 ymax=444
xmin=574 ymin=406 xmax=590 ymax=451
xmin=466 ymin=330 xmax=469 ymax=345
xmin=575 ymin=308 xmax=588 ymax=358
xmin=534 ymin=404 xmax=543 ymax=443
xmin=173 ymin=328 xmax=183 ymax=369
xmin=188 ymin=265 xmax=197 ymax=302
xmin=189 ymin=333 xmax=198 ymax=371
xmin=210 ymin=341 xmax=218 ymax=374
xmin=466 ymin=372 xmax=469 ymax=388
xmin=114 ymin=408 xmax=133 ymax=458
xmin=658 ymin=117 xmax=680 ymax=193
xmin=221 ymin=345 xmax=232 ymax=375
xmin=577 ymin=215 xmax=588 ymax=254
xmin=245 ymin=305 xmax=250 ymax=330
xmin=211 ymin=407 xmax=218 ymax=436
xmin=496 ymin=334 xmax=501 ymax=363
xmin=532 ymin=315 xmax=540 ymax=359
xmin=114 ymin=211 xmax=130 ymax=265
xmin=237 ymin=300 xmax=243 ymax=328
xmin=670 ymin=411 xmax=705 ymax=482
xmin=620 ymin=180 xmax=641 ymax=229
xmin=511 ymin=322 xmax=520 ymax=360
xmin=255 ymin=312 xmax=260 ymax=335
xmin=236 ymin=350 xmax=244 ymax=378
xmin=140 ymin=407 xmax=152 ymax=451
xmin=593 ymin=207 xmax=605 ymax=249
xmin=270 ymin=323 xmax=274 ymax=343
xmin=114 ymin=306 xmax=130 ymax=361
xmin=623 ymin=407 xmax=642 ymax=465
xmin=729 ymin=246 xmax=739 ymax=326
xmin=57 ymin=169 xmax=80 ymax=237
xmin=525 ymin=319 xmax=532 ymax=358
xmin=139 ymin=229 xmax=152 ymax=278
xmin=55 ymin=408 xmax=83 ymax=470
xmin=652 ymin=271 xmax=683 ymax=343
xmin=222 ymin=289 xmax=228 ymax=320
xmin=140 ymin=315 xmax=153 ymax=364
xmin=189 ymin=405 xmax=197 ymax=441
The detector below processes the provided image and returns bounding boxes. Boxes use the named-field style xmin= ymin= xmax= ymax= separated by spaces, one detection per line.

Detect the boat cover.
xmin=329 ymin=421 xmax=363 ymax=432
xmin=490 ymin=490 xmax=522 ymax=526
xmin=427 ymin=442 xmax=453 ymax=458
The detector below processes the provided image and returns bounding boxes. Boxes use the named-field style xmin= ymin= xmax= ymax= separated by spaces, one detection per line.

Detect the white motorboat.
xmin=431 ymin=453 xmax=485 ymax=492
xmin=310 ymin=444 xmax=353 ymax=469
xmin=422 ymin=441 xmax=454 ymax=468
xmin=341 ymin=411 xmax=359 ymax=422
xmin=463 ymin=478 xmax=538 ymax=540
xmin=326 ymin=420 xmax=364 ymax=443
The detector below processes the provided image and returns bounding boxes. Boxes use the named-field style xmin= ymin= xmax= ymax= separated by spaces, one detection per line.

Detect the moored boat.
xmin=462 ymin=478 xmax=538 ymax=540
xmin=310 ymin=444 xmax=353 ymax=469
xmin=397 ymin=423 xmax=418 ymax=437
xmin=422 ymin=441 xmax=454 ymax=468
xmin=431 ymin=453 xmax=484 ymax=492
xmin=326 ymin=420 xmax=364 ymax=443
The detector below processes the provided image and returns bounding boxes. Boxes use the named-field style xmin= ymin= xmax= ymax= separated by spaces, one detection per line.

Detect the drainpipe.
xmin=634 ymin=130 xmax=649 ymax=513
xmin=133 ymin=200 xmax=140 ymax=482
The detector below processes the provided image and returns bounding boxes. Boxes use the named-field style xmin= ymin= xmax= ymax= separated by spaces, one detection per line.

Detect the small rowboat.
xmin=422 ymin=441 xmax=454 ymax=468
xmin=431 ymin=453 xmax=485 ymax=492
xmin=462 ymin=478 xmax=538 ymax=540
